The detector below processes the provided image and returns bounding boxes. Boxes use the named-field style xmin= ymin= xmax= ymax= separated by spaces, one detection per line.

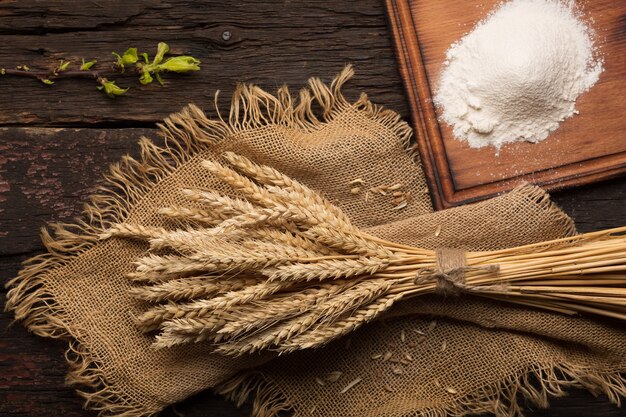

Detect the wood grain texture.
xmin=0 ymin=1 xmax=624 ymax=416
xmin=386 ymin=0 xmax=626 ymax=209
xmin=0 ymin=1 xmax=406 ymax=126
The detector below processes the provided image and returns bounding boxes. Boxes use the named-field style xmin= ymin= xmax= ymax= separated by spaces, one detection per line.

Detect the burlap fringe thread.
xmin=4 ymin=66 xmax=625 ymax=417
xmin=220 ymin=364 xmax=626 ymax=417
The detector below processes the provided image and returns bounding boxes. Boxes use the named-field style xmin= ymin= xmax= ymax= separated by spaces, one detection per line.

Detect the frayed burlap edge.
xmin=219 ymin=363 xmax=626 ymax=417
xmin=3 ymin=65 xmax=417 ymax=417
xmin=506 ymin=183 xmax=577 ymax=239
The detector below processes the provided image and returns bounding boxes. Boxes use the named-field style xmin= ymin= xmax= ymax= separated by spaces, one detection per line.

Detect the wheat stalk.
xmin=100 ymin=152 xmax=626 ymax=354
xmin=130 ymin=276 xmax=262 ymax=303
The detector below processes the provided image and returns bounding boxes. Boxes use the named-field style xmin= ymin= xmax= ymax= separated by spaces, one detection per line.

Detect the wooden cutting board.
xmin=385 ymin=0 xmax=626 ymax=209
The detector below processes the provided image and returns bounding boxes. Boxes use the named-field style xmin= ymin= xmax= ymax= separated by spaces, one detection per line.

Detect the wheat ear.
xmin=276 ymin=294 xmax=403 ymax=353
xmin=153 ymin=317 xmax=228 ymax=348
xmin=129 ymin=276 xmax=262 ymax=303
xmin=264 ymin=257 xmax=389 ymax=282
xmin=201 ymin=160 xmax=280 ymax=208
xmin=214 ymin=280 xmax=392 ymax=355
xmin=216 ymin=281 xmax=356 ymax=340
xmin=222 ymin=151 xmax=353 ymax=226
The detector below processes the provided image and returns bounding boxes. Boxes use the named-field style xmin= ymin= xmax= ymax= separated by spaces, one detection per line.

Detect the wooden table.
xmin=1 ymin=2 xmax=624 ymax=416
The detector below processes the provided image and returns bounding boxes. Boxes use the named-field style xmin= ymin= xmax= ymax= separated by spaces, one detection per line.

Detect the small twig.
xmin=2 ymin=68 xmax=103 ymax=81
xmin=0 ymin=41 xmax=201 ymax=97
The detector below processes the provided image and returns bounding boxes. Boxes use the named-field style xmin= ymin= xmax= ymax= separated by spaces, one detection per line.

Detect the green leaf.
xmin=112 ymin=48 xmax=137 ymax=72
xmin=80 ymin=59 xmax=97 ymax=71
xmin=158 ymin=56 xmax=201 ymax=73
xmin=98 ymin=79 xmax=129 ymax=98
xmin=58 ymin=60 xmax=70 ymax=72
xmin=41 ymin=79 xmax=54 ymax=85
xmin=142 ymin=52 xmax=149 ymax=64
xmin=139 ymin=70 xmax=153 ymax=85
xmin=155 ymin=72 xmax=164 ymax=86
xmin=153 ymin=42 xmax=169 ymax=65
xmin=0 ymin=68 xmax=5 ymax=75
xmin=121 ymin=48 xmax=138 ymax=65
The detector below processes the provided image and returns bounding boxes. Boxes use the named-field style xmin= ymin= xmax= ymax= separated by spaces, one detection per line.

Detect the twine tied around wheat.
xmin=100 ymin=152 xmax=626 ymax=355
xmin=413 ymin=248 xmax=502 ymax=296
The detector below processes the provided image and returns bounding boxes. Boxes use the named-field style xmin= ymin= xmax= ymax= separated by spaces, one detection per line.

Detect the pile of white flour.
xmin=434 ymin=0 xmax=603 ymax=150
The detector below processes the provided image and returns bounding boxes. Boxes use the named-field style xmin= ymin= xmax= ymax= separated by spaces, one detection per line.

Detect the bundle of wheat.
xmin=101 ymin=152 xmax=626 ymax=356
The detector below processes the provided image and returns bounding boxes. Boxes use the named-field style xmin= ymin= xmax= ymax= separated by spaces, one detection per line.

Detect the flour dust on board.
xmin=434 ymin=0 xmax=603 ymax=150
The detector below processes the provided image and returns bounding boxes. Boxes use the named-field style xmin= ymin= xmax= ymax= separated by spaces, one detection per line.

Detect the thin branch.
xmin=2 ymin=69 xmax=106 ymax=82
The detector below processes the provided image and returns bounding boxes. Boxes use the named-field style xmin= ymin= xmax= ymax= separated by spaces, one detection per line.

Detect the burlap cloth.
xmin=6 ymin=67 xmax=626 ymax=417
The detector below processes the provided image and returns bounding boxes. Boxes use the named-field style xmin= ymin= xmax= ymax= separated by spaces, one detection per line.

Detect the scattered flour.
xmin=434 ymin=0 xmax=603 ymax=150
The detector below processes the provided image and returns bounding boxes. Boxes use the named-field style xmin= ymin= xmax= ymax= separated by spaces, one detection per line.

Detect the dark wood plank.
xmin=0 ymin=1 xmax=407 ymax=126
xmin=0 ymin=1 xmax=387 ymax=34
xmin=0 ymin=127 xmax=153 ymax=255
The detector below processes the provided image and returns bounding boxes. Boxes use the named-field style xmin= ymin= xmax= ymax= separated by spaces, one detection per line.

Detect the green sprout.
xmin=158 ymin=56 xmax=201 ymax=73
xmin=97 ymin=79 xmax=128 ymax=98
xmin=80 ymin=59 xmax=97 ymax=71
xmin=112 ymin=47 xmax=139 ymax=72
xmin=135 ymin=42 xmax=200 ymax=86
xmin=1 ymin=41 xmax=200 ymax=98
xmin=57 ymin=60 xmax=71 ymax=72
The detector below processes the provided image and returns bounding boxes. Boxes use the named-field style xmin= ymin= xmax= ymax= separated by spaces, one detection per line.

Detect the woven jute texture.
xmin=6 ymin=67 xmax=626 ymax=417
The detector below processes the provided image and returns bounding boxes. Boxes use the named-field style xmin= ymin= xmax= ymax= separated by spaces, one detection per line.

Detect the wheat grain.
xmin=339 ymin=377 xmax=362 ymax=394
xmin=392 ymin=201 xmax=408 ymax=210
xmin=326 ymin=371 xmax=343 ymax=382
